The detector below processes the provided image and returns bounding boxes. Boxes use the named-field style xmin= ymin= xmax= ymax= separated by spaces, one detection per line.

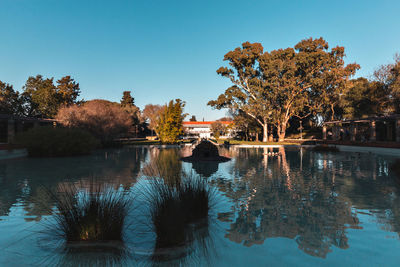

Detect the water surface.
xmin=0 ymin=146 xmax=400 ymax=266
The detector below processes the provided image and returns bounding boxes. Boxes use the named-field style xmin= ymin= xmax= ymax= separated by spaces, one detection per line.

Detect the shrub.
xmin=16 ymin=126 xmax=99 ymax=157
xmin=48 ymin=183 xmax=131 ymax=242
xmin=56 ymin=99 xmax=133 ymax=146
xmin=312 ymin=145 xmax=340 ymax=152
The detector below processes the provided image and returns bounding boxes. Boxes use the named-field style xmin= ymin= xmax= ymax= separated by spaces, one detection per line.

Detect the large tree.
xmin=209 ymin=38 xmax=358 ymax=141
xmin=208 ymin=42 xmax=273 ymax=142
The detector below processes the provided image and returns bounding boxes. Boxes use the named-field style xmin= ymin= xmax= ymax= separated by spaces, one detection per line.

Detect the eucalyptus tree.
xmin=209 ymin=38 xmax=359 ymax=142
xmin=260 ymin=38 xmax=359 ymax=140
xmin=208 ymin=42 xmax=273 ymax=142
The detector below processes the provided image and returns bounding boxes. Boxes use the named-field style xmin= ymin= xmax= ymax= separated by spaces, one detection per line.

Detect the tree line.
xmin=0 ymin=75 xmax=186 ymax=144
xmin=209 ymin=37 xmax=400 ymax=141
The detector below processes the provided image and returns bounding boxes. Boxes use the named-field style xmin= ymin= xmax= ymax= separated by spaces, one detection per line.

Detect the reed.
xmin=48 ymin=183 xmax=131 ymax=242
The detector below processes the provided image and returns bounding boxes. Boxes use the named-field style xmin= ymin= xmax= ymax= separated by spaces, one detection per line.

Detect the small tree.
xmin=156 ymin=99 xmax=186 ymax=143
xmin=189 ymin=115 xmax=197 ymax=122
xmin=143 ymin=104 xmax=165 ymax=137
xmin=210 ymin=121 xmax=226 ymax=139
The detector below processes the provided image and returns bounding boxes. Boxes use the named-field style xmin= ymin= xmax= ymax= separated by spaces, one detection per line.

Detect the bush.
xmin=56 ymin=99 xmax=133 ymax=146
xmin=312 ymin=145 xmax=339 ymax=152
xmin=16 ymin=126 xmax=99 ymax=157
xmin=48 ymin=183 xmax=131 ymax=242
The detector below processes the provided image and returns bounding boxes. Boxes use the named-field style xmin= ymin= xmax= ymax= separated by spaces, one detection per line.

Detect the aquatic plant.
xmin=312 ymin=145 xmax=340 ymax=152
xmin=49 ymin=183 xmax=131 ymax=242
xmin=146 ymin=177 xmax=215 ymax=249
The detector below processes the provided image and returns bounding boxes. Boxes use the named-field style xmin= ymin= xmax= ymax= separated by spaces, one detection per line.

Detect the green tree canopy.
xmin=156 ymin=99 xmax=186 ymax=143
xmin=209 ymin=37 xmax=359 ymax=141
xmin=0 ymin=81 xmax=24 ymax=116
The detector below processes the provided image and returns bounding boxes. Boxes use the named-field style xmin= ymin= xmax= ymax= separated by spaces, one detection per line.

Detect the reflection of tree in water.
xmin=142 ymin=148 xmax=182 ymax=185
xmin=0 ymin=147 xmax=148 ymax=220
xmin=213 ymin=147 xmax=371 ymax=258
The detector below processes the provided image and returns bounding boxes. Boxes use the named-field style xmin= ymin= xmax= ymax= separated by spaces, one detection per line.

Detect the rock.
xmin=181 ymin=140 xmax=230 ymax=163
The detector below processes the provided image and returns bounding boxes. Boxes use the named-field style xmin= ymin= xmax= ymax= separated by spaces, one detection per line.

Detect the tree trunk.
xmin=262 ymin=123 xmax=268 ymax=142
xmin=277 ymin=122 xmax=286 ymax=142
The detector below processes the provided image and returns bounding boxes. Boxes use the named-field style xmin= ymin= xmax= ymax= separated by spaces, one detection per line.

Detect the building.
xmin=183 ymin=121 xmax=234 ymax=139
xmin=322 ymin=115 xmax=400 ymax=142
xmin=0 ymin=114 xmax=56 ymax=143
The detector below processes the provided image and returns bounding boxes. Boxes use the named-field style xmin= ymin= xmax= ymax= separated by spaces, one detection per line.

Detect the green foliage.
xmin=16 ymin=126 xmax=99 ymax=157
xmin=208 ymin=37 xmax=359 ymax=141
xmin=120 ymin=91 xmax=142 ymax=129
xmin=0 ymin=81 xmax=24 ymax=115
xmin=22 ymin=75 xmax=81 ymax=118
xmin=342 ymin=78 xmax=387 ymax=119
xmin=156 ymin=99 xmax=186 ymax=143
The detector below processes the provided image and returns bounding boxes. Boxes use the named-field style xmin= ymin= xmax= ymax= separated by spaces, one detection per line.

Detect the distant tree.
xmin=22 ymin=75 xmax=81 ymax=118
xmin=0 ymin=81 xmax=24 ymax=115
xmin=156 ymin=99 xmax=186 ymax=143
xmin=217 ymin=117 xmax=232 ymax=121
xmin=373 ymin=54 xmax=400 ymax=113
xmin=56 ymin=99 xmax=132 ymax=145
xmin=210 ymin=121 xmax=226 ymax=139
xmin=22 ymin=75 xmax=58 ymax=117
xmin=342 ymin=78 xmax=387 ymax=119
xmin=143 ymin=104 xmax=164 ymax=136
xmin=120 ymin=91 xmax=142 ymax=129
xmin=56 ymin=76 xmax=81 ymax=106
xmin=120 ymin=91 xmax=135 ymax=107
xmin=189 ymin=115 xmax=197 ymax=122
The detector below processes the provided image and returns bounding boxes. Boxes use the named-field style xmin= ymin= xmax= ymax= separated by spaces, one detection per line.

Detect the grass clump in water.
xmin=49 ymin=183 xmax=131 ymax=242
xmin=146 ymin=177 xmax=215 ymax=249
xmin=313 ymin=145 xmax=340 ymax=152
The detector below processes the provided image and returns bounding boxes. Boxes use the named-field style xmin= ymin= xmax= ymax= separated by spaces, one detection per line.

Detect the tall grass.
xmin=48 ymin=182 xmax=131 ymax=242
xmin=145 ymin=176 xmax=215 ymax=250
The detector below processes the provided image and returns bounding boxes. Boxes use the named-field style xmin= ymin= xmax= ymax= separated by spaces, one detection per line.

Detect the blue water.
xmin=0 ymin=146 xmax=400 ymax=266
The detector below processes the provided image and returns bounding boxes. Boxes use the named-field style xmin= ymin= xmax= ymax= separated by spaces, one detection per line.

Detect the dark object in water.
xmin=47 ymin=183 xmax=131 ymax=242
xmin=146 ymin=177 xmax=215 ymax=250
xmin=312 ymin=145 xmax=340 ymax=152
xmin=181 ymin=140 xmax=230 ymax=162
xmin=390 ymin=159 xmax=400 ymax=180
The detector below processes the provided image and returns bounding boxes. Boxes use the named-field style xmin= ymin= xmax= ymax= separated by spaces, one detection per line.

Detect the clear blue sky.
xmin=1 ymin=0 xmax=399 ymax=120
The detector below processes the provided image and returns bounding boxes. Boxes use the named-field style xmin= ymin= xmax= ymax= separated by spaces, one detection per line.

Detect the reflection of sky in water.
xmin=1 ymin=146 xmax=400 ymax=266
